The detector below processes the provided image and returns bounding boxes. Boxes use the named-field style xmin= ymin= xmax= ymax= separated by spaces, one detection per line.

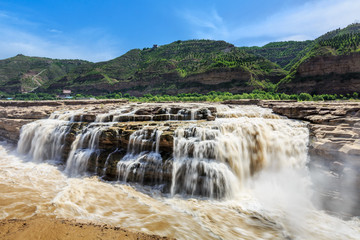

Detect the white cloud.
xmin=0 ymin=12 xmax=120 ymax=62
xmin=181 ymin=0 xmax=360 ymax=45
xmin=48 ymin=29 xmax=62 ymax=34
xmin=180 ymin=8 xmax=230 ymax=40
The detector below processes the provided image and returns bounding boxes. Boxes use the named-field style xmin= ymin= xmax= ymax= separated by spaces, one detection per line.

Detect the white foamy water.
xmin=1 ymin=104 xmax=360 ymax=239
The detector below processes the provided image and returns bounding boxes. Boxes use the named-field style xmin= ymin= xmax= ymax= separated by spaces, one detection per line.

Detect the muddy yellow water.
xmin=2 ymin=105 xmax=360 ymax=239
xmin=1 ymin=143 xmax=359 ymax=240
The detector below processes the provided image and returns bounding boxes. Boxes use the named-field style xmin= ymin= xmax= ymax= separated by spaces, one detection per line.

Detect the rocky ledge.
xmin=259 ymin=100 xmax=360 ymax=217
xmin=0 ymin=100 xmax=215 ymax=143
xmin=1 ymin=101 xmax=218 ymax=191
xmin=1 ymin=100 xmax=359 ymax=215
xmin=260 ymin=101 xmax=360 ymax=161
xmin=0 ymin=100 xmax=127 ymax=142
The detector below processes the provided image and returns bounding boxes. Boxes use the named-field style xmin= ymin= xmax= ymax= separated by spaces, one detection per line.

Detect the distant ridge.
xmin=1 ymin=23 xmax=360 ymax=96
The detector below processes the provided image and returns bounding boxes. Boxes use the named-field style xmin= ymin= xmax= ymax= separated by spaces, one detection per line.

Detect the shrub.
xmin=298 ymin=93 xmax=313 ymax=101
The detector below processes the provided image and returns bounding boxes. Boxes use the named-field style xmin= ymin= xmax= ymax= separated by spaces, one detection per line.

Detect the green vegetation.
xmin=318 ymin=33 xmax=360 ymax=54
xmin=1 ymin=23 xmax=360 ymax=97
xmin=37 ymin=40 xmax=285 ymax=94
xmin=3 ymin=91 xmax=359 ymax=102
xmin=317 ymin=23 xmax=360 ymax=41
xmin=279 ymin=30 xmax=360 ymax=86
xmin=119 ymin=91 xmax=359 ymax=102
xmin=0 ymin=54 xmax=91 ymax=93
xmin=240 ymin=40 xmax=313 ymax=70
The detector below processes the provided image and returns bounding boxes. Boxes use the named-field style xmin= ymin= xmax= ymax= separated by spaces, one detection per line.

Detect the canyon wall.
xmin=279 ymin=53 xmax=360 ymax=94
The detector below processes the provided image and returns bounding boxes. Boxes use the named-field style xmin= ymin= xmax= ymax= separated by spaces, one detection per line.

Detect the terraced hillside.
xmin=1 ymin=23 xmax=360 ymax=97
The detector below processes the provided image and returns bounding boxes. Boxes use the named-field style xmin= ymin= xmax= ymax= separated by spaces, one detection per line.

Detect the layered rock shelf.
xmin=259 ymin=100 xmax=360 ymax=216
xmin=1 ymin=100 xmax=359 ymax=214
xmin=0 ymin=100 xmax=126 ymax=142
xmin=260 ymin=101 xmax=360 ymax=163
xmin=278 ymin=52 xmax=360 ymax=95
xmin=0 ymin=100 xmax=214 ymax=142
xmin=2 ymin=100 xmax=359 ymax=164
xmin=2 ymin=100 xmax=359 ymax=165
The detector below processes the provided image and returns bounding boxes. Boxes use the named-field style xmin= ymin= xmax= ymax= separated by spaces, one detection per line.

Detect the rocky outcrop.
xmin=259 ymin=101 xmax=360 ymax=216
xmin=298 ymin=53 xmax=360 ymax=76
xmin=261 ymin=101 xmax=360 ymax=161
xmin=0 ymin=100 xmax=216 ymax=144
xmin=0 ymin=106 xmax=52 ymax=142
xmin=0 ymin=101 xmax=218 ymax=192
xmin=1 ymin=100 xmax=359 ymax=214
xmin=279 ymin=53 xmax=360 ymax=94
xmin=0 ymin=100 xmax=129 ymax=142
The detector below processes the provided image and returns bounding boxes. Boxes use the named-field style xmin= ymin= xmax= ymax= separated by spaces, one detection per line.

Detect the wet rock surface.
xmin=0 ymin=100 xmax=215 ymax=142
xmin=1 ymin=100 xmax=360 ymax=216
xmin=0 ymin=100 xmax=128 ymax=142
xmin=260 ymin=101 xmax=360 ymax=162
xmin=1 ymin=101 xmax=219 ymax=193
xmin=259 ymin=100 xmax=360 ymax=217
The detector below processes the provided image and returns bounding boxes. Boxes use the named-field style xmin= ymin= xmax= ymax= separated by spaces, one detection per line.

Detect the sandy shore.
xmin=0 ymin=216 xmax=171 ymax=240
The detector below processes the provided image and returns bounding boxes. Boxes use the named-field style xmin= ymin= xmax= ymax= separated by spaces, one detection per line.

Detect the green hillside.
xmin=103 ymin=40 xmax=284 ymax=79
xmin=0 ymin=54 xmax=90 ymax=93
xmin=40 ymin=40 xmax=286 ymax=95
xmin=280 ymin=26 xmax=360 ymax=86
xmin=317 ymin=23 xmax=360 ymax=41
xmin=246 ymin=23 xmax=360 ymax=78
xmin=1 ymin=23 xmax=360 ymax=97
xmin=240 ymin=40 xmax=313 ymax=70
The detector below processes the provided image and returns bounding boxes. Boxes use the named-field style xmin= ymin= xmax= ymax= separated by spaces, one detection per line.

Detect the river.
xmin=0 ymin=104 xmax=359 ymax=239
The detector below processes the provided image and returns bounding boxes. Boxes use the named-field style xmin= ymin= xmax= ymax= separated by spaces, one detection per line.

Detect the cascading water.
xmin=171 ymin=125 xmax=235 ymax=198
xmin=17 ymin=119 xmax=72 ymax=162
xmin=65 ymin=122 xmax=114 ymax=176
xmin=116 ymin=126 xmax=166 ymax=185
xmin=170 ymin=117 xmax=309 ymax=198
xmin=4 ymin=103 xmax=360 ymax=240
xmin=14 ymin=105 xmax=310 ymax=196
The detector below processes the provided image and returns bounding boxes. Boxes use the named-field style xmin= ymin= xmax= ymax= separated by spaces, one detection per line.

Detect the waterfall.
xmin=116 ymin=126 xmax=165 ymax=184
xmin=17 ymin=119 xmax=72 ymax=162
xmin=170 ymin=118 xmax=309 ymax=198
xmin=65 ymin=122 xmax=113 ymax=176
xmin=8 ymin=104 xmax=360 ymax=240
xmin=16 ymin=104 xmax=309 ymax=199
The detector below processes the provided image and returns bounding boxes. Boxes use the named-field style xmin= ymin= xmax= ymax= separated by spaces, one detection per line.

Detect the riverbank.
xmin=0 ymin=215 xmax=170 ymax=240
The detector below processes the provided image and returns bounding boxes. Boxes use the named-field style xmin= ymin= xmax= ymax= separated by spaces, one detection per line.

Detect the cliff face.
xmin=261 ymin=101 xmax=360 ymax=216
xmin=50 ymin=68 xmax=258 ymax=96
xmin=279 ymin=53 xmax=360 ymax=95
xmin=298 ymin=53 xmax=360 ymax=76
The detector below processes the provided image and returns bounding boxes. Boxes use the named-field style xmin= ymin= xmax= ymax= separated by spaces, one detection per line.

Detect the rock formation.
xmin=260 ymin=100 xmax=360 ymax=216
xmin=1 ymin=100 xmax=359 ymax=215
xmin=0 ymin=100 xmax=128 ymax=142
xmin=279 ymin=53 xmax=360 ymax=94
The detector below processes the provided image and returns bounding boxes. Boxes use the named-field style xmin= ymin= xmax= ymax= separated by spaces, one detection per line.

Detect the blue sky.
xmin=0 ymin=0 xmax=359 ymax=62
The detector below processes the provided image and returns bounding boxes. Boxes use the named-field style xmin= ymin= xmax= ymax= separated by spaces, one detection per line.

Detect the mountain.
xmin=39 ymin=40 xmax=286 ymax=96
xmin=278 ymin=23 xmax=360 ymax=94
xmin=1 ymin=23 xmax=360 ymax=96
xmin=0 ymin=54 xmax=90 ymax=94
